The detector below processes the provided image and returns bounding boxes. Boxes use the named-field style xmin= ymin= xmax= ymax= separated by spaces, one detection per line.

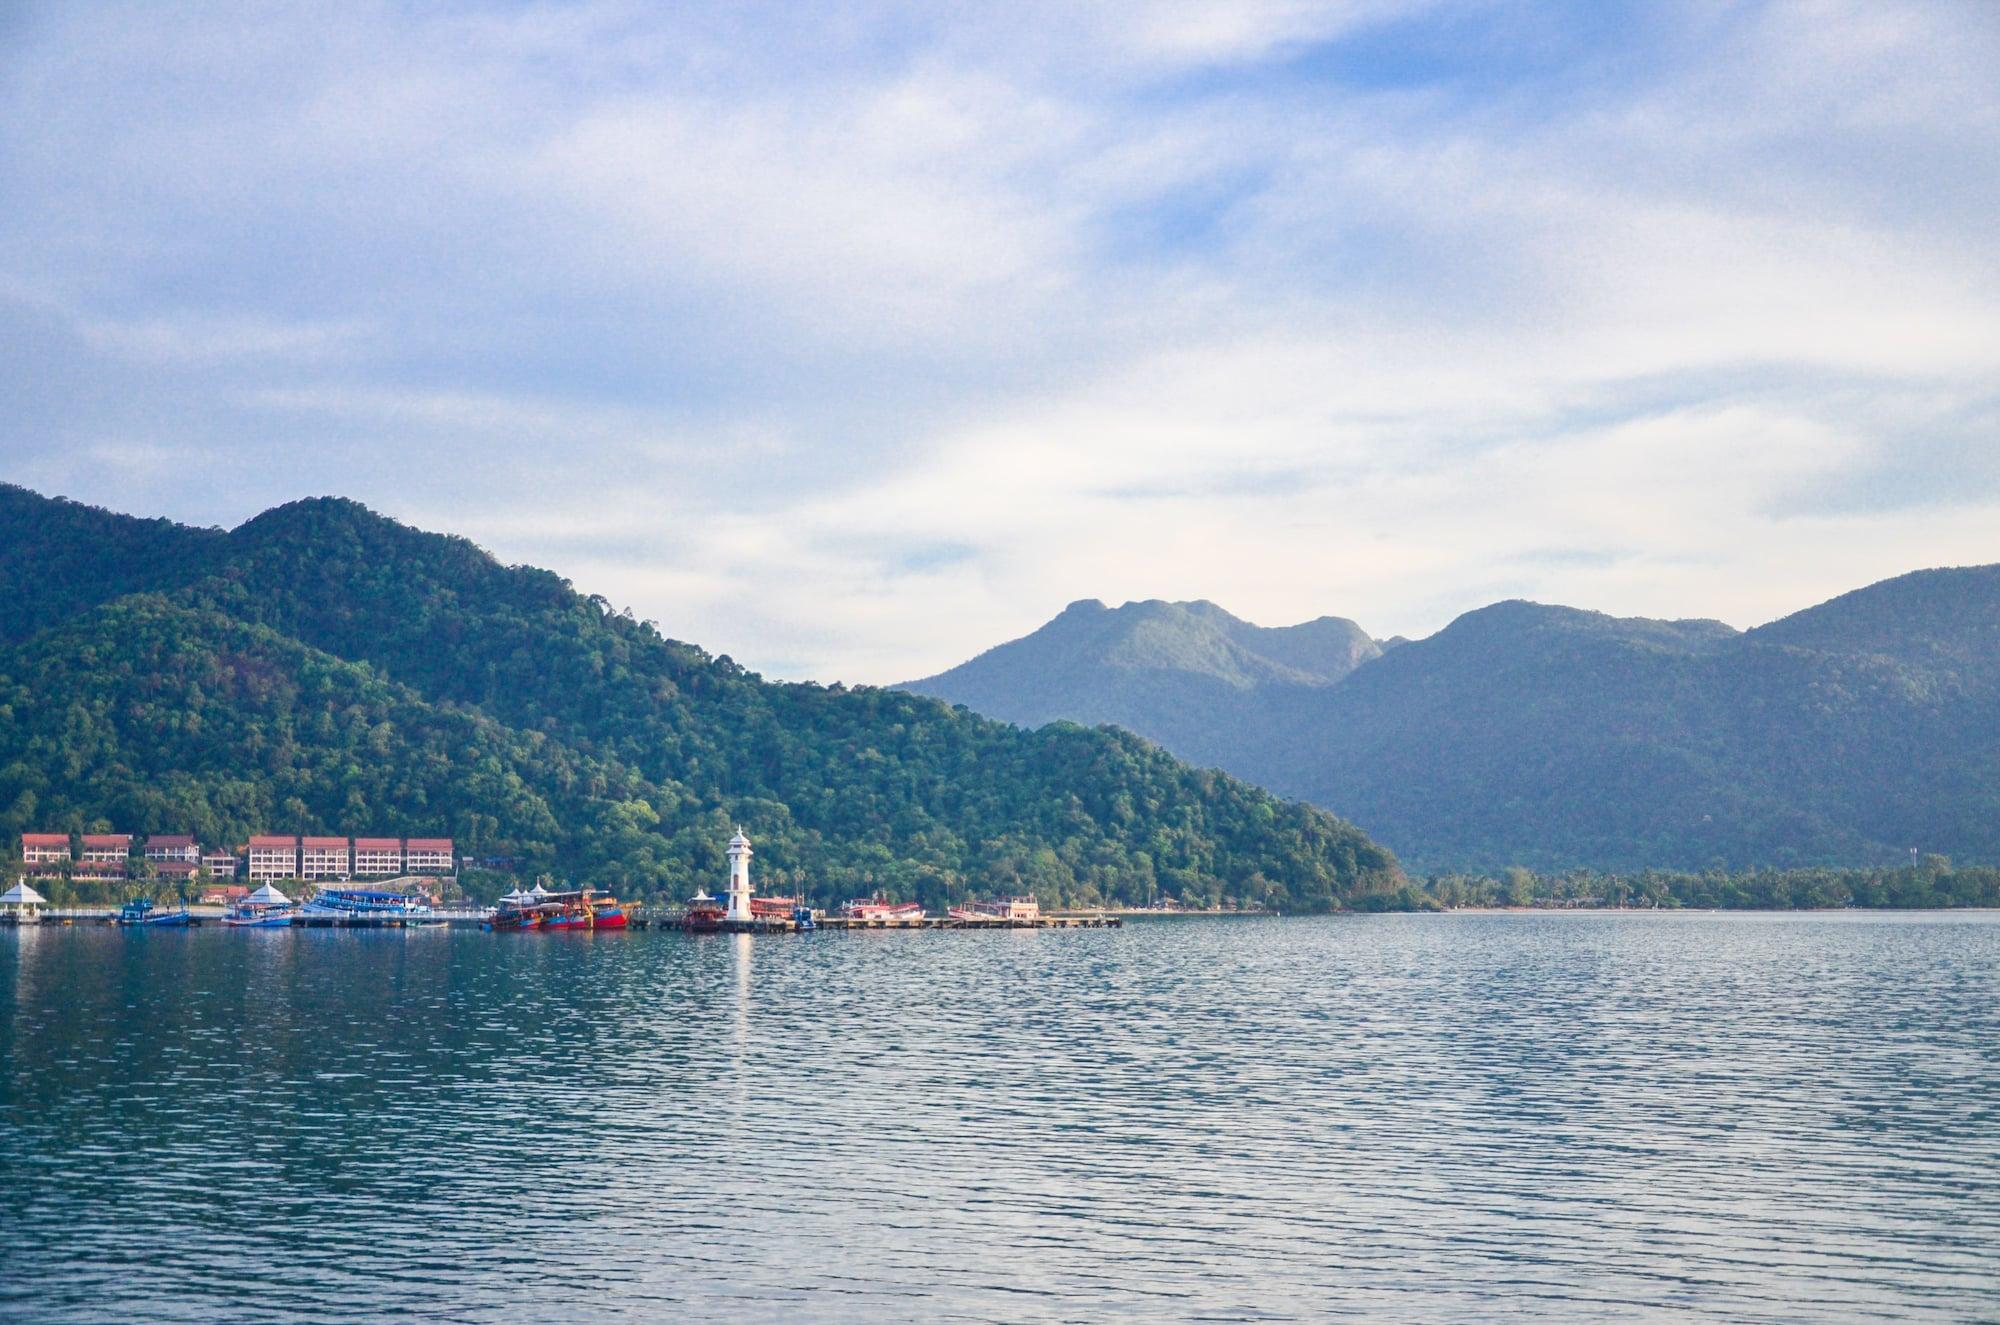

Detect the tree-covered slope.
xmin=1293 ymin=590 xmax=2000 ymax=872
xmin=0 ymin=483 xmax=224 ymax=644
xmin=0 ymin=488 xmax=1401 ymax=909
xmin=914 ymin=579 xmax=2000 ymax=873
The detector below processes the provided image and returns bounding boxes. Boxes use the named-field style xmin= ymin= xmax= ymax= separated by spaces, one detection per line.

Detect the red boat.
xmin=841 ymin=897 xmax=926 ymax=921
xmin=543 ymin=890 xmax=627 ymax=930
xmin=486 ymin=883 xmax=627 ymax=931
xmin=681 ymin=889 xmax=726 ymax=932
xmin=749 ymin=895 xmax=802 ymax=919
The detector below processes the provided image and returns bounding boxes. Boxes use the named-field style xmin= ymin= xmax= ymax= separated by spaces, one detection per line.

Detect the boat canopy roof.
xmin=1 ymin=881 xmax=47 ymax=905
xmin=245 ymin=883 xmax=291 ymax=905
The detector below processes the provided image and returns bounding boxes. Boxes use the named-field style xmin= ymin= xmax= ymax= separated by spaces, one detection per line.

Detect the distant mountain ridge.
xmin=903 ymin=598 xmax=1384 ymax=776
xmin=903 ymin=570 xmax=2000 ymax=872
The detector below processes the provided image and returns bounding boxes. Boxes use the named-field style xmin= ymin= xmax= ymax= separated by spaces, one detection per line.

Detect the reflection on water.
xmin=2 ymin=913 xmax=1998 ymax=1322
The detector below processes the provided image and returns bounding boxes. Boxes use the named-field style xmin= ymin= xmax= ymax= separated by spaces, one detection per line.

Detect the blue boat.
xmin=296 ymin=887 xmax=441 ymax=928
xmin=115 ymin=898 xmax=193 ymax=927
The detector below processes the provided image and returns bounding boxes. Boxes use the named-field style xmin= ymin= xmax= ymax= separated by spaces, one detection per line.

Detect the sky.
xmin=2 ymin=1 xmax=1997 ymax=683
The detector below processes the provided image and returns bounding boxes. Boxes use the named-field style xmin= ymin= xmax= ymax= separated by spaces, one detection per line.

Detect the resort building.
xmin=145 ymin=834 xmax=202 ymax=882
xmin=80 ymin=833 xmax=131 ymax=864
xmin=203 ymin=850 xmax=241 ymax=879
xmin=299 ymin=837 xmax=352 ymax=880
xmin=352 ymin=837 xmax=404 ymax=877
xmin=76 ymin=834 xmax=131 ymax=880
xmin=144 ymin=834 xmax=200 ymax=864
xmin=198 ymin=883 xmax=249 ymax=907
xmin=248 ymin=835 xmax=299 ymax=881
xmin=20 ymin=833 xmax=69 ymax=868
xmin=403 ymin=838 xmax=456 ymax=875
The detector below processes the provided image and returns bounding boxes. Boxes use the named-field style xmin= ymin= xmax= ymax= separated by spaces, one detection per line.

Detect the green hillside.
xmin=0 ymin=485 xmax=1401 ymax=910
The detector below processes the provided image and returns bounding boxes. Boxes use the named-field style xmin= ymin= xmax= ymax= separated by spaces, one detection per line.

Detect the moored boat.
xmin=114 ymin=897 xmax=194 ymax=927
xmin=681 ymin=888 xmax=726 ymax=932
xmin=541 ymin=888 xmax=627 ymax=930
xmin=223 ymin=882 xmax=298 ymax=927
xmin=297 ymin=886 xmax=440 ymax=927
xmin=485 ymin=882 xmax=628 ymax=931
xmin=947 ymin=896 xmax=1040 ymax=923
xmin=484 ymin=885 xmax=544 ymax=931
xmin=840 ymin=896 xmax=926 ymax=921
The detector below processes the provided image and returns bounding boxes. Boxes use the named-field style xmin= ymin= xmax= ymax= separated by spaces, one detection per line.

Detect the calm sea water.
xmin=2 ymin=913 xmax=1997 ymax=1323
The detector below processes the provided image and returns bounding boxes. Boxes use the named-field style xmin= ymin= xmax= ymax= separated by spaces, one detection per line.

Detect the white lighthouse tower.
xmin=725 ymin=829 xmax=754 ymax=923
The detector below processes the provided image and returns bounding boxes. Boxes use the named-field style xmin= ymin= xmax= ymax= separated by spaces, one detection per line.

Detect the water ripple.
xmin=2 ymin=913 xmax=1997 ymax=1322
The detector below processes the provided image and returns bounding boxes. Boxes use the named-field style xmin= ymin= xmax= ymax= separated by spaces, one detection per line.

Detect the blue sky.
xmin=2 ymin=1 xmax=1996 ymax=681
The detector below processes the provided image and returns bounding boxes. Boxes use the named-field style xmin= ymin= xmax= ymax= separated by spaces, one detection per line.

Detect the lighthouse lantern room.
xmin=725 ymin=829 xmax=754 ymax=923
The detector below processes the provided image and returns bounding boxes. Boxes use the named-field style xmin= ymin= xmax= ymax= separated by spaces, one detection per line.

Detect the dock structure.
xmin=796 ymin=912 xmax=1119 ymax=932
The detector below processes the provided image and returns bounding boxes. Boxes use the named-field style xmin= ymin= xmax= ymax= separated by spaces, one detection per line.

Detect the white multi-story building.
xmin=80 ymin=834 xmax=131 ymax=864
xmin=144 ymin=834 xmax=200 ymax=864
xmin=20 ymin=834 xmax=69 ymax=866
xmin=403 ymin=838 xmax=455 ymax=875
xmin=352 ymin=837 xmax=403 ymax=877
xmin=300 ymin=837 xmax=351 ymax=880
xmin=248 ymin=836 xmax=298 ymax=881
xmin=203 ymin=850 xmax=241 ymax=879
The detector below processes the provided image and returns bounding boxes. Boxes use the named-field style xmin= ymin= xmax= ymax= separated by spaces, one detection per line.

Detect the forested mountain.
xmin=903 ymin=598 xmax=1384 ymax=776
xmin=0 ymin=484 xmax=1400 ymax=909
xmin=905 ymin=573 xmax=2000 ymax=873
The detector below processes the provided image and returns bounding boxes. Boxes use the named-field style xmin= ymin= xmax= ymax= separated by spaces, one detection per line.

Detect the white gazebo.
xmin=244 ymin=883 xmax=291 ymax=907
xmin=2 ymin=880 xmax=48 ymax=923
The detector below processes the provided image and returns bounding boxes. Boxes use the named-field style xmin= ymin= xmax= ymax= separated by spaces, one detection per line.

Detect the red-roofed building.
xmin=199 ymin=883 xmax=250 ymax=906
xmin=248 ymin=835 xmax=298 ymax=881
xmin=204 ymin=849 xmax=240 ymax=878
xmin=145 ymin=834 xmax=200 ymax=864
xmin=352 ymin=837 xmax=403 ymax=877
xmin=403 ymin=838 xmax=455 ymax=875
xmin=21 ymin=833 xmax=70 ymax=867
xmin=75 ymin=834 xmax=131 ymax=880
xmin=80 ymin=834 xmax=131 ymax=863
xmin=300 ymin=836 xmax=351 ymax=880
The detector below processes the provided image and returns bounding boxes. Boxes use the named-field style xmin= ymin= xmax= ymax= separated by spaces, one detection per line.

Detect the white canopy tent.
xmin=244 ymin=883 xmax=291 ymax=906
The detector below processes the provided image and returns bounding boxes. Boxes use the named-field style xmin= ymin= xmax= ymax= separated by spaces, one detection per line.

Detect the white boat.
xmin=947 ymin=896 xmax=1041 ymax=923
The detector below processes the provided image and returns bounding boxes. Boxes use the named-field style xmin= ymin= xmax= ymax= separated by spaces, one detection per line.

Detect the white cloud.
xmin=1 ymin=1 xmax=1996 ymax=683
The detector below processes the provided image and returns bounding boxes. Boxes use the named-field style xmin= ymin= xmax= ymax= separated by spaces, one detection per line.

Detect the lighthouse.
xmin=725 ymin=829 xmax=754 ymax=923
